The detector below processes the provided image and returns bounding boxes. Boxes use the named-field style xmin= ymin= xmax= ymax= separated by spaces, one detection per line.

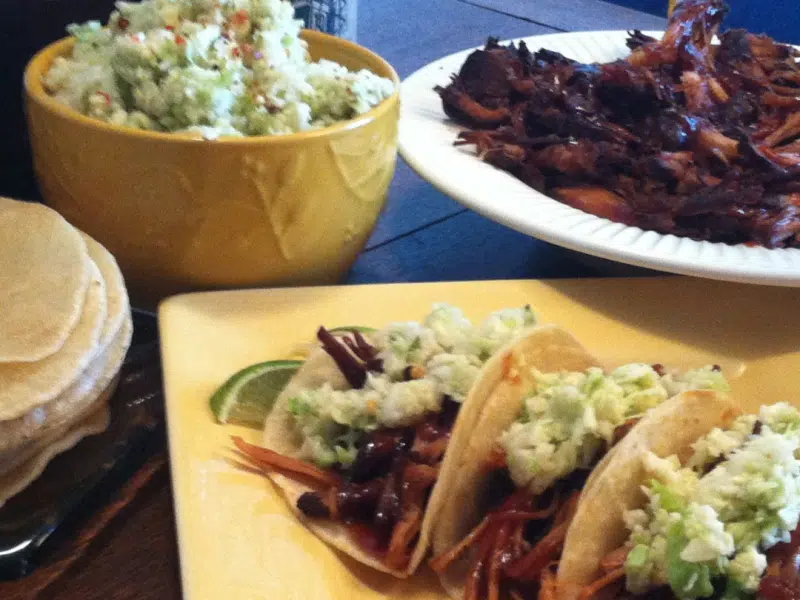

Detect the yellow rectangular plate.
xmin=159 ymin=277 xmax=800 ymax=600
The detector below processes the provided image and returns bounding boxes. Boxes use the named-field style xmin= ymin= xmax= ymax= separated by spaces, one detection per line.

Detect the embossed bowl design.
xmin=24 ymin=30 xmax=400 ymax=309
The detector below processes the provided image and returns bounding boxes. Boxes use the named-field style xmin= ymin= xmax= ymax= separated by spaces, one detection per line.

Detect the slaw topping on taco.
xmin=557 ymin=401 xmax=800 ymax=600
xmin=233 ymin=303 xmax=539 ymax=576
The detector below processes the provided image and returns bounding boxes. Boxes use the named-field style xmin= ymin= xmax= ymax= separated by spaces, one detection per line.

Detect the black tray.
xmin=0 ymin=309 xmax=163 ymax=580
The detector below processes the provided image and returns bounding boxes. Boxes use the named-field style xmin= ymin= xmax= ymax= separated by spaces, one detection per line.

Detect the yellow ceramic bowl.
xmin=24 ymin=31 xmax=400 ymax=310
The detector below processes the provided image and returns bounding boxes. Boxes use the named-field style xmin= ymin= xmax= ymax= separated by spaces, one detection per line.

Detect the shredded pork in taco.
xmin=234 ymin=303 xmax=538 ymax=575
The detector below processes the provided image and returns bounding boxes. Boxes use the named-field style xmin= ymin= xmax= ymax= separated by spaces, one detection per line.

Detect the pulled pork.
xmin=436 ymin=0 xmax=800 ymax=248
xmin=430 ymin=417 xmax=642 ymax=600
xmin=233 ymin=328 xmax=461 ymax=571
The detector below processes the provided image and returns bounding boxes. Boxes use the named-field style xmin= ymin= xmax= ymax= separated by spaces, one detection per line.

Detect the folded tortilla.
xmin=260 ymin=324 xmax=590 ymax=578
xmin=430 ymin=325 xmax=602 ymax=597
xmin=555 ymin=390 xmax=740 ymax=599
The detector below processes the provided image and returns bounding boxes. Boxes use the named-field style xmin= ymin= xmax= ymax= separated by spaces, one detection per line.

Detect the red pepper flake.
xmin=97 ymin=91 xmax=112 ymax=104
xmin=232 ymin=9 xmax=249 ymax=25
xmin=165 ymin=25 xmax=175 ymax=32
xmin=175 ymin=35 xmax=186 ymax=45
xmin=231 ymin=46 xmax=241 ymax=57
xmin=501 ymin=352 xmax=521 ymax=384
xmin=118 ymin=17 xmax=130 ymax=30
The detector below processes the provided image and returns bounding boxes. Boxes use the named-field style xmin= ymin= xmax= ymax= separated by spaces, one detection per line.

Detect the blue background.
xmin=605 ymin=0 xmax=799 ymax=44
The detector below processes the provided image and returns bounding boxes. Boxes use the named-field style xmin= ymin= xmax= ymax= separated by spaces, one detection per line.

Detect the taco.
xmin=429 ymin=342 xmax=732 ymax=600
xmin=232 ymin=303 xmax=557 ymax=577
xmin=554 ymin=400 xmax=800 ymax=600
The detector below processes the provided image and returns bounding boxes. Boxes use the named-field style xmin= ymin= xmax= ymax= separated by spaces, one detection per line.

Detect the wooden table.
xmin=0 ymin=0 xmax=663 ymax=597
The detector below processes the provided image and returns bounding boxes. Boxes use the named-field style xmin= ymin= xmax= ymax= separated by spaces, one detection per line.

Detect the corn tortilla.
xmin=0 ymin=198 xmax=91 ymax=363
xmin=82 ymin=232 xmax=129 ymax=348
xmin=0 ymin=313 xmax=132 ymax=452
xmin=0 ymin=259 xmax=107 ymax=420
xmin=555 ymin=390 xmax=740 ymax=598
xmin=261 ymin=347 xmax=414 ymax=575
xmin=430 ymin=325 xmax=601 ymax=598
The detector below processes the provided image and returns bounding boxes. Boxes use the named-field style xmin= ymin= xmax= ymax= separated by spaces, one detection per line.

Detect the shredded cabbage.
xmin=44 ymin=0 xmax=394 ymax=136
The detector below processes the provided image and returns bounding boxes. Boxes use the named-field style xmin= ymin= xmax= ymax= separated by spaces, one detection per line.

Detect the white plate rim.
xmin=398 ymin=30 xmax=800 ymax=287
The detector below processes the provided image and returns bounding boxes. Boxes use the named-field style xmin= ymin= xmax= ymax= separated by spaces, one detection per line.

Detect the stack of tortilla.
xmin=0 ymin=198 xmax=132 ymax=508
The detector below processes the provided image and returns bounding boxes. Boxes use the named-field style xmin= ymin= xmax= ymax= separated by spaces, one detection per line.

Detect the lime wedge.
xmin=328 ymin=326 xmax=377 ymax=335
xmin=210 ymin=360 xmax=303 ymax=426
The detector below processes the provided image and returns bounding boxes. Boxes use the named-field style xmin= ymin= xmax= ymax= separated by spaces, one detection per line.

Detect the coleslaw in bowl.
xmin=43 ymin=0 xmax=395 ymax=139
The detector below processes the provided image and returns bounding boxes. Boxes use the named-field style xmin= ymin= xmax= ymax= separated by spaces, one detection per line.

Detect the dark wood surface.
xmin=0 ymin=0 xmax=665 ymax=597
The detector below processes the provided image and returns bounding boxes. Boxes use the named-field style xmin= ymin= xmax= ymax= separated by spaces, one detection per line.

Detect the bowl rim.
xmin=24 ymin=28 xmax=400 ymax=145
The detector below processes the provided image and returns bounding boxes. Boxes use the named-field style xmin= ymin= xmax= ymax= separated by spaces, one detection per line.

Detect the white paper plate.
xmin=399 ymin=30 xmax=800 ymax=287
